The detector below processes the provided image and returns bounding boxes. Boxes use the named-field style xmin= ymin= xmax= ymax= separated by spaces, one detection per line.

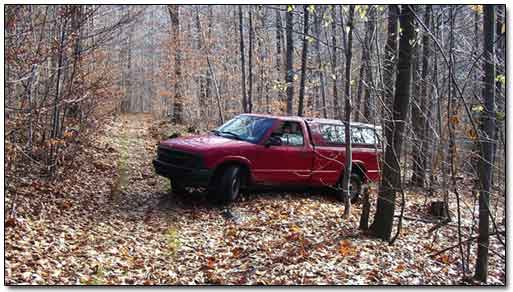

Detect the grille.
xmin=157 ymin=148 xmax=202 ymax=168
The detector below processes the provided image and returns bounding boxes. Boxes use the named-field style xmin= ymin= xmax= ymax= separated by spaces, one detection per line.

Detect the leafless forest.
xmin=5 ymin=5 xmax=506 ymax=285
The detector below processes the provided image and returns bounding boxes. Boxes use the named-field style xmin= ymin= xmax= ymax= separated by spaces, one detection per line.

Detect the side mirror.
xmin=265 ymin=136 xmax=282 ymax=147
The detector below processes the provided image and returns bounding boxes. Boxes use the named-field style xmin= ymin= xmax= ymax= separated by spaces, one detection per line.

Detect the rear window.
xmin=361 ymin=128 xmax=377 ymax=144
xmin=351 ymin=127 xmax=366 ymax=144
xmin=317 ymin=123 xmax=379 ymax=146
xmin=319 ymin=124 xmax=345 ymax=144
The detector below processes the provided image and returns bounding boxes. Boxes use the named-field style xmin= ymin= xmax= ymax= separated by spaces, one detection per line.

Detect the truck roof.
xmin=240 ymin=113 xmax=382 ymax=130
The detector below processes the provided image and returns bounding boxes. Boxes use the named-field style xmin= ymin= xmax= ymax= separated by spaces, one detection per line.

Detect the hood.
xmin=159 ymin=134 xmax=248 ymax=153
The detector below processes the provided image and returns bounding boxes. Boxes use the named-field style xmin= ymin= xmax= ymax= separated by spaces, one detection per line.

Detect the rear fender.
xmin=337 ymin=160 xmax=368 ymax=183
xmin=351 ymin=161 xmax=368 ymax=183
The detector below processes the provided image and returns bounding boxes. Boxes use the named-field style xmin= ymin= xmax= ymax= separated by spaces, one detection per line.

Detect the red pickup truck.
xmin=153 ymin=114 xmax=382 ymax=204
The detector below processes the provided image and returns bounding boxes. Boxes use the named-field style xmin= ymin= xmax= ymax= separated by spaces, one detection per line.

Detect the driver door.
xmin=253 ymin=120 xmax=313 ymax=185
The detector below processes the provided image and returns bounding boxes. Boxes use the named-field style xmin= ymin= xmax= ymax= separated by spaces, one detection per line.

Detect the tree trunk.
xmin=49 ymin=11 xmax=68 ymax=175
xmin=247 ymin=6 xmax=254 ymax=113
xmin=331 ymin=6 xmax=339 ymax=120
xmin=124 ymin=6 xmax=133 ymax=113
xmin=410 ymin=16 xmax=423 ymax=187
xmin=297 ymin=5 xmax=310 ymax=117
xmin=359 ymin=187 xmax=370 ymax=230
xmin=285 ymin=7 xmax=294 ymax=115
xmin=362 ymin=6 xmax=376 ymax=121
xmin=370 ymin=5 xmax=415 ymax=241
xmin=168 ymin=5 xmax=183 ymax=124
xmin=195 ymin=6 xmax=207 ymax=121
xmin=206 ymin=6 xmax=213 ymax=108
xmin=61 ymin=5 xmax=83 ymax=132
xmin=275 ymin=8 xmax=284 ymax=104
xmin=381 ymin=5 xmax=399 ymax=118
xmin=475 ymin=4 xmax=496 ymax=283
xmin=341 ymin=5 xmax=355 ymax=218
xmin=314 ymin=6 xmax=327 ymax=118
xmin=239 ymin=6 xmax=248 ymax=113
xmin=418 ymin=5 xmax=432 ymax=188
xmin=494 ymin=5 xmax=505 ymax=178
xmin=355 ymin=6 xmax=376 ymax=123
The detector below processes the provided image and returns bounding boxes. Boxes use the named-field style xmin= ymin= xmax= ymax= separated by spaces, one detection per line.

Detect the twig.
xmin=431 ymin=231 xmax=504 ymax=258
xmin=389 ymin=189 xmax=405 ymax=245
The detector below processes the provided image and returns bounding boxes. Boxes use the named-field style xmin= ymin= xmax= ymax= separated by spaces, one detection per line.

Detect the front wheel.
xmin=209 ymin=166 xmax=241 ymax=204
xmin=336 ymin=174 xmax=362 ymax=203
xmin=170 ymin=180 xmax=188 ymax=195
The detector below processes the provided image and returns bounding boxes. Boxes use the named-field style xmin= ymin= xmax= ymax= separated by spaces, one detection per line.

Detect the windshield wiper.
xmin=211 ymin=129 xmax=243 ymax=140
xmin=219 ymin=131 xmax=243 ymax=140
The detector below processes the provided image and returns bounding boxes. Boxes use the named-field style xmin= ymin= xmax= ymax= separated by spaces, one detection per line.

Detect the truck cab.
xmin=153 ymin=114 xmax=382 ymax=204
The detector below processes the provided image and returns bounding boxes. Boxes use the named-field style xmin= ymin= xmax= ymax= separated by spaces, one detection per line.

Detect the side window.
xmin=320 ymin=124 xmax=345 ymax=144
xmin=351 ymin=127 xmax=366 ymax=144
xmin=271 ymin=121 xmax=304 ymax=146
xmin=319 ymin=124 xmax=379 ymax=145
xmin=361 ymin=128 xmax=377 ymax=145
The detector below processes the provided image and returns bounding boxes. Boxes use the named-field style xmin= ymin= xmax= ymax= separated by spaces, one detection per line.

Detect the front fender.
xmin=210 ymin=156 xmax=255 ymax=182
xmin=211 ymin=156 xmax=253 ymax=169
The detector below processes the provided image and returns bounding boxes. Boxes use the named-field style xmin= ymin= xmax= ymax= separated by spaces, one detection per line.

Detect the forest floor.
xmin=5 ymin=113 xmax=506 ymax=285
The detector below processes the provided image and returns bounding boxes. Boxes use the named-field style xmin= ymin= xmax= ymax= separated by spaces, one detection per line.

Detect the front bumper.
xmin=153 ymin=159 xmax=212 ymax=187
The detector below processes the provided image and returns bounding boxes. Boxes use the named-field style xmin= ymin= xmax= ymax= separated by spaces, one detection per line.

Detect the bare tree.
xmin=313 ymin=6 xmax=327 ymax=118
xmin=475 ymin=4 xmax=496 ymax=283
xmin=381 ymin=5 xmax=398 ymax=117
xmin=297 ymin=5 xmax=310 ymax=117
xmin=285 ymin=6 xmax=294 ymax=115
xmin=331 ymin=6 xmax=339 ymax=119
xmin=417 ymin=5 xmax=432 ymax=188
xmin=370 ymin=5 xmax=415 ymax=241
xmin=168 ymin=5 xmax=183 ymax=123
xmin=355 ymin=6 xmax=376 ymax=122
xmin=340 ymin=5 xmax=355 ymax=218
xmin=238 ymin=6 xmax=248 ymax=113
xmin=247 ymin=6 xmax=254 ymax=113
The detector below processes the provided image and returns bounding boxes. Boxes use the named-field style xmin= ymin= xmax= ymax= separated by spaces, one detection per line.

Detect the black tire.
xmin=209 ymin=166 xmax=241 ymax=204
xmin=349 ymin=174 xmax=362 ymax=203
xmin=170 ymin=179 xmax=187 ymax=195
xmin=335 ymin=173 xmax=362 ymax=203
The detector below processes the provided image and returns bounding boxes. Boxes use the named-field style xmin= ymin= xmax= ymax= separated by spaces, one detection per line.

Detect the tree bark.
xmin=381 ymin=5 xmax=399 ymax=119
xmin=314 ymin=6 xmax=327 ymax=118
xmin=195 ymin=7 xmax=207 ymax=120
xmin=341 ymin=5 xmax=355 ymax=218
xmin=362 ymin=6 xmax=376 ymax=122
xmin=285 ymin=7 xmax=294 ymax=115
xmin=475 ymin=4 xmax=496 ymax=283
xmin=275 ymin=8 xmax=284 ymax=103
xmin=370 ymin=5 xmax=415 ymax=241
xmin=418 ymin=5 xmax=432 ymax=188
xmin=410 ymin=9 xmax=423 ymax=187
xmin=168 ymin=5 xmax=183 ymax=124
xmin=331 ymin=6 xmax=339 ymax=120
xmin=359 ymin=187 xmax=370 ymax=230
xmin=49 ymin=10 xmax=68 ymax=175
xmin=238 ymin=6 xmax=248 ymax=113
xmin=247 ymin=6 xmax=254 ymax=113
xmin=297 ymin=5 xmax=310 ymax=117
xmin=355 ymin=6 xmax=376 ymax=122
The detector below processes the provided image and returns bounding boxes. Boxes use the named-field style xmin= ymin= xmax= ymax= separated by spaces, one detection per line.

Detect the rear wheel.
xmin=208 ymin=166 xmax=241 ymax=204
xmin=336 ymin=173 xmax=362 ymax=203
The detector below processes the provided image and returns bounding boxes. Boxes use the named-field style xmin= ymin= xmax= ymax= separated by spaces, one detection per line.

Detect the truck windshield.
xmin=214 ymin=115 xmax=275 ymax=143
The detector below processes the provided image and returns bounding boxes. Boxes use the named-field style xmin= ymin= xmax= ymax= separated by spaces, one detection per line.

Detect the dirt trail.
xmin=5 ymin=113 xmax=505 ymax=285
